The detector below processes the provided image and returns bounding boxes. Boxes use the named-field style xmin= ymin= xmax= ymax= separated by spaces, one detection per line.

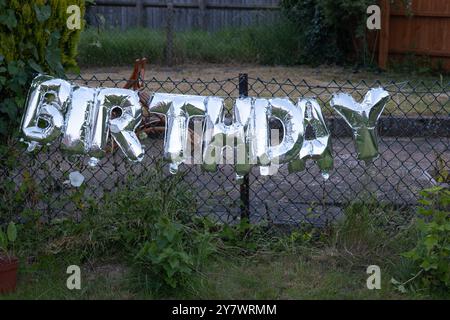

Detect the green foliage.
xmin=434 ymin=154 xmax=450 ymax=184
xmin=0 ymin=0 xmax=86 ymax=141
xmin=401 ymin=187 xmax=450 ymax=292
xmin=17 ymin=163 xmax=217 ymax=292
xmin=135 ymin=217 xmax=195 ymax=289
xmin=389 ymin=53 xmax=448 ymax=76
xmin=77 ymin=23 xmax=301 ymax=67
xmin=281 ymin=0 xmax=374 ymax=65
xmin=0 ymin=221 xmax=18 ymax=259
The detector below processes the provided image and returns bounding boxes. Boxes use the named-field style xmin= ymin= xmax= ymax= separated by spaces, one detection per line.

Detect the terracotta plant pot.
xmin=0 ymin=257 xmax=18 ymax=294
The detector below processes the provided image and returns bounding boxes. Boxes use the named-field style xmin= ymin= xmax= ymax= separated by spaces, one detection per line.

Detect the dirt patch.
xmin=78 ymin=63 xmax=392 ymax=84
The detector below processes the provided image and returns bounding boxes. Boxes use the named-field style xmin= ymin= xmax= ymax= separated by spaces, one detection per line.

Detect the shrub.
xmin=401 ymin=187 xmax=450 ymax=293
xmin=0 ymin=0 xmax=86 ymax=140
xmin=281 ymin=0 xmax=374 ymax=65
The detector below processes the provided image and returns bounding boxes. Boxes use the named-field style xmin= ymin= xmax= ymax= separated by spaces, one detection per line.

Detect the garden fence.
xmin=1 ymin=74 xmax=449 ymax=227
xmin=86 ymin=0 xmax=281 ymax=31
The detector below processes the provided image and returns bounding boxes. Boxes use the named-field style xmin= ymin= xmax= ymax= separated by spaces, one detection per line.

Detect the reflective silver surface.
xmin=98 ymin=88 xmax=144 ymax=162
xmin=331 ymin=88 xmax=389 ymax=162
xmin=21 ymin=75 xmax=389 ymax=178
xmin=202 ymin=97 xmax=252 ymax=180
xmin=61 ymin=86 xmax=96 ymax=154
xmin=148 ymin=93 xmax=206 ymax=173
xmin=290 ymin=98 xmax=333 ymax=178
xmin=21 ymin=75 xmax=72 ymax=148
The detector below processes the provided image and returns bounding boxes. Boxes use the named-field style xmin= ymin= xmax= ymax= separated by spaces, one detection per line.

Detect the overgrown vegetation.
xmin=0 ymin=152 xmax=448 ymax=299
xmin=0 ymin=0 xmax=85 ymax=141
xmin=281 ymin=0 xmax=375 ymax=65
xmin=77 ymin=23 xmax=301 ymax=67
xmin=397 ymin=187 xmax=450 ymax=294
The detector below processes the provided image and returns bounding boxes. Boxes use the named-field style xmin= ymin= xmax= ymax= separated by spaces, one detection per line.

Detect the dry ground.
xmin=78 ymin=63 xmax=409 ymax=83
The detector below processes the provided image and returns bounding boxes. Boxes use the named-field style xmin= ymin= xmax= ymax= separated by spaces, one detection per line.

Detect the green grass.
xmin=1 ymin=250 xmax=415 ymax=300
xmin=1 ymin=162 xmax=447 ymax=300
xmin=77 ymin=23 xmax=301 ymax=67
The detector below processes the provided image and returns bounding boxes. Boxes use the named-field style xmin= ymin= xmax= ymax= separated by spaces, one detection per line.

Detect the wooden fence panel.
xmin=379 ymin=0 xmax=450 ymax=71
xmin=86 ymin=0 xmax=281 ymax=32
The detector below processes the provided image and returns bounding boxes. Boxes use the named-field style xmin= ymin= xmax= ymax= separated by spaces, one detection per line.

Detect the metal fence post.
xmin=165 ymin=1 xmax=174 ymax=66
xmin=239 ymin=73 xmax=250 ymax=221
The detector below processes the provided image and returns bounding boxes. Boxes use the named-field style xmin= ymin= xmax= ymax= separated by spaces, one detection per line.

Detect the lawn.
xmin=3 ymin=250 xmax=412 ymax=300
xmin=2 ymin=193 xmax=448 ymax=300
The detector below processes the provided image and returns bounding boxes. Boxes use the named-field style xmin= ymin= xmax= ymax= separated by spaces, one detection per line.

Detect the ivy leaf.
xmin=28 ymin=59 xmax=44 ymax=74
xmin=0 ymin=99 xmax=18 ymax=120
xmin=34 ymin=4 xmax=51 ymax=23
xmin=45 ymin=32 xmax=65 ymax=77
xmin=0 ymin=9 xmax=17 ymax=30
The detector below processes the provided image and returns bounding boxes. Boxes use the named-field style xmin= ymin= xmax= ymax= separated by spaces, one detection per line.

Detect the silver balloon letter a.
xmin=289 ymin=98 xmax=333 ymax=179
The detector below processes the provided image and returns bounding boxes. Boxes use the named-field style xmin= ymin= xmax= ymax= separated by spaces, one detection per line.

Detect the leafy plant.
xmin=0 ymin=222 xmax=18 ymax=261
xmin=0 ymin=0 xmax=86 ymax=141
xmin=281 ymin=0 xmax=375 ymax=66
xmin=434 ymin=154 xmax=449 ymax=184
xmin=399 ymin=187 xmax=450 ymax=292
xmin=135 ymin=217 xmax=194 ymax=289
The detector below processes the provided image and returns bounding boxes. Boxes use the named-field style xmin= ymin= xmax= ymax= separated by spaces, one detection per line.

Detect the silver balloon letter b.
xmin=21 ymin=75 xmax=71 ymax=150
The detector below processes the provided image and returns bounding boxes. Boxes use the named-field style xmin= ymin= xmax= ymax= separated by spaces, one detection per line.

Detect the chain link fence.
xmin=1 ymin=75 xmax=449 ymax=227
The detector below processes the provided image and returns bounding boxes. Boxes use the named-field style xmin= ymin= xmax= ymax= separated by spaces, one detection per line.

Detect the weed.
xmin=397 ymin=187 xmax=450 ymax=295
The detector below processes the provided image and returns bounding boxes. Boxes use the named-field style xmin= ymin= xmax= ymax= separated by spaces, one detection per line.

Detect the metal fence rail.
xmin=1 ymin=75 xmax=449 ymax=227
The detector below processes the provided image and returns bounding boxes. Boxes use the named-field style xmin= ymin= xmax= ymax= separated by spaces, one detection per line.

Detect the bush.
xmin=401 ymin=187 xmax=450 ymax=293
xmin=281 ymin=0 xmax=374 ymax=65
xmin=0 ymin=0 xmax=86 ymax=140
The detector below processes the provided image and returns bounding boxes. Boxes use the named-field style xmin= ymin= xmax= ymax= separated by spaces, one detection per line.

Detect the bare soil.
xmin=78 ymin=63 xmax=403 ymax=84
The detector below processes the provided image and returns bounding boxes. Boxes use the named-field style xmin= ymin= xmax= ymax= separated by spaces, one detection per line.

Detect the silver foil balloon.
xmin=331 ymin=88 xmax=389 ymax=163
xmin=289 ymin=98 xmax=333 ymax=178
xmin=268 ymin=98 xmax=304 ymax=163
xmin=92 ymin=88 xmax=144 ymax=162
xmin=249 ymin=98 xmax=304 ymax=176
xmin=250 ymin=98 xmax=271 ymax=167
xmin=148 ymin=93 xmax=206 ymax=173
xmin=61 ymin=86 xmax=96 ymax=154
xmin=203 ymin=97 xmax=252 ymax=180
xmin=21 ymin=75 xmax=72 ymax=150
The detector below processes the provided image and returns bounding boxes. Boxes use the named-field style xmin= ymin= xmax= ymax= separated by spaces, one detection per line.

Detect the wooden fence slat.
xmin=386 ymin=0 xmax=450 ymax=71
xmin=378 ymin=0 xmax=390 ymax=70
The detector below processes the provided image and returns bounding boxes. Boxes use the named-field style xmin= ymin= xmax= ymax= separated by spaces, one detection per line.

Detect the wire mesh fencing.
xmin=1 ymin=74 xmax=449 ymax=227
